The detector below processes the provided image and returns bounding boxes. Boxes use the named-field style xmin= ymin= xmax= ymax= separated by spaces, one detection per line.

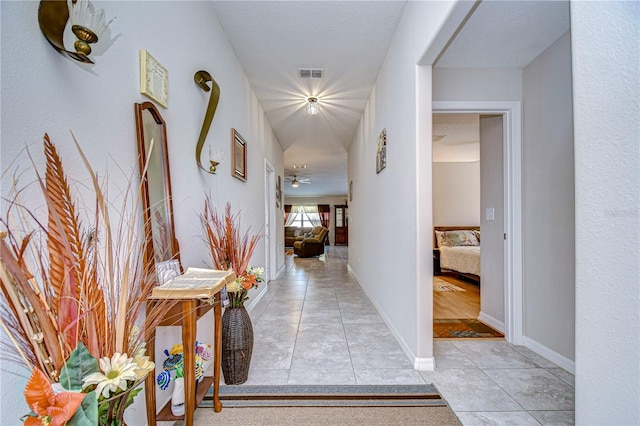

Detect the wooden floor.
xmin=433 ymin=273 xmax=480 ymax=319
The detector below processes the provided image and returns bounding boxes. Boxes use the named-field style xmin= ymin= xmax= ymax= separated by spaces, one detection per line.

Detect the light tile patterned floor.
xmin=243 ymin=246 xmax=575 ymax=425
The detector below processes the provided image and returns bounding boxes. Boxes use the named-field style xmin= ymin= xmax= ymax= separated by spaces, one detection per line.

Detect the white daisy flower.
xmin=83 ymin=353 xmax=138 ymax=398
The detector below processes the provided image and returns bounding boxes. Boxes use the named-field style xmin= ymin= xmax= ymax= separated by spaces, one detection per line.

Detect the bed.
xmin=434 ymin=226 xmax=481 ymax=284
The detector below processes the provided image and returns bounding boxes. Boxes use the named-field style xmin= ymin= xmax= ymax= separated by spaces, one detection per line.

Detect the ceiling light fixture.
xmin=307 ymin=97 xmax=319 ymax=115
xmin=292 ymin=164 xmax=306 ymax=169
xmin=291 ymin=178 xmax=299 ymax=188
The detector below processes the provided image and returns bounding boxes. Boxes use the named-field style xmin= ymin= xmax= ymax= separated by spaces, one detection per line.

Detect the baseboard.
xmin=275 ymin=263 xmax=286 ymax=280
xmin=522 ymin=336 xmax=575 ymax=374
xmin=347 ymin=266 xmax=422 ymax=369
xmin=478 ymin=311 xmax=505 ymax=333
xmin=246 ymin=284 xmax=268 ymax=313
xmin=414 ymin=357 xmax=435 ymax=371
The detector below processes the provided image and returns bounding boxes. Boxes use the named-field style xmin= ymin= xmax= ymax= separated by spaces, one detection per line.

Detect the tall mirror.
xmin=135 ymin=102 xmax=180 ymax=270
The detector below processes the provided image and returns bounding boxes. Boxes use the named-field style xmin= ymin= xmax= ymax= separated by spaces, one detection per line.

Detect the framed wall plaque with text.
xmin=140 ymin=49 xmax=169 ymax=109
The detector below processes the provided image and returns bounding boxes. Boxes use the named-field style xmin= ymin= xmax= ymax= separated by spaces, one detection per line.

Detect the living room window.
xmin=286 ymin=206 xmax=320 ymax=227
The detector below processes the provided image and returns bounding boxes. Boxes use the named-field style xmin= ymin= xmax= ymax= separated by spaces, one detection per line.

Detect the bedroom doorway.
xmin=431 ymin=102 xmax=523 ymax=344
xmin=432 ymin=113 xmax=504 ymax=337
xmin=432 ymin=113 xmax=485 ymax=335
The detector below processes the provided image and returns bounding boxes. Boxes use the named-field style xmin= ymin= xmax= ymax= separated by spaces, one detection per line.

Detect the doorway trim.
xmin=264 ymin=159 xmax=277 ymax=283
xmin=432 ymin=101 xmax=523 ymax=345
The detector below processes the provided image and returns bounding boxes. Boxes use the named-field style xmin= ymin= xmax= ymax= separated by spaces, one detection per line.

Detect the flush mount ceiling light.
xmin=306 ymin=97 xmax=319 ymax=115
xmin=292 ymin=164 xmax=307 ymax=169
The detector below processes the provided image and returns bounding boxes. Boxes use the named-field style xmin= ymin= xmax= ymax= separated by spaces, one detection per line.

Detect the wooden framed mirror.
xmin=135 ymin=102 xmax=180 ymax=269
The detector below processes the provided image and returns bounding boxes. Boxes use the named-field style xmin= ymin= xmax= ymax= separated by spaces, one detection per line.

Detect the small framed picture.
xmin=276 ymin=175 xmax=282 ymax=209
xmin=231 ymin=128 xmax=247 ymax=181
xmin=221 ymin=286 xmax=230 ymax=307
xmin=376 ymin=128 xmax=387 ymax=174
xmin=140 ymin=49 xmax=169 ymax=109
xmin=155 ymin=260 xmax=181 ymax=285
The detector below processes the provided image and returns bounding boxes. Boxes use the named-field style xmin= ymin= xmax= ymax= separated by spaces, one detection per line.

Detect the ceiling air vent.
xmin=298 ymin=68 xmax=324 ymax=79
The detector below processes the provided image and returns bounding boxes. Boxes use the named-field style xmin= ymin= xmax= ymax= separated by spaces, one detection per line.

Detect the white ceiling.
xmin=210 ymin=0 xmax=569 ymax=197
xmin=210 ymin=1 xmax=406 ymax=197
xmin=433 ymin=114 xmax=480 ymax=163
xmin=436 ymin=1 xmax=570 ymax=68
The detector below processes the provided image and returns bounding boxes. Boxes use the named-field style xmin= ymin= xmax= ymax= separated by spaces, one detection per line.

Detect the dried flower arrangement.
xmin=200 ymin=196 xmax=263 ymax=308
xmin=0 ymin=134 xmax=177 ymax=425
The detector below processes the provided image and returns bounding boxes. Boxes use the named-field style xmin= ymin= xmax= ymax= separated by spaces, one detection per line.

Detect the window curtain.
xmin=318 ymin=204 xmax=330 ymax=229
xmin=301 ymin=205 xmax=321 ymax=227
xmin=284 ymin=204 xmax=292 ymax=225
xmin=284 ymin=205 xmax=301 ymax=226
xmin=284 ymin=204 xmax=324 ymax=227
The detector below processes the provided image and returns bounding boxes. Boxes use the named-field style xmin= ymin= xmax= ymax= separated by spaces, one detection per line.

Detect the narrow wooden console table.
xmin=145 ymin=275 xmax=230 ymax=425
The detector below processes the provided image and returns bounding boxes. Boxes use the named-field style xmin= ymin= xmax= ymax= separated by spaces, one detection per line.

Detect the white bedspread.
xmin=439 ymin=246 xmax=481 ymax=276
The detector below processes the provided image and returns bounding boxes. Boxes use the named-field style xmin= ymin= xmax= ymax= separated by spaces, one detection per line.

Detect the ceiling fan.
xmin=286 ymin=175 xmax=311 ymax=188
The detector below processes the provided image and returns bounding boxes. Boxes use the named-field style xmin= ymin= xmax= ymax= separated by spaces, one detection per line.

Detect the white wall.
xmin=572 ymin=2 xmax=640 ymax=424
xmin=433 ymin=68 xmax=523 ymax=102
xmin=522 ymin=31 xmax=575 ymax=363
xmin=432 ymin=162 xmax=480 ymax=227
xmin=0 ymin=2 xmax=283 ymax=424
xmin=348 ymin=1 xmax=457 ymax=366
xmin=284 ymin=196 xmax=348 ymax=246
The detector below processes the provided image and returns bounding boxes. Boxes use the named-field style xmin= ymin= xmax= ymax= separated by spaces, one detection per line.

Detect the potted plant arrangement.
xmin=0 ymin=134 xmax=177 ymax=425
xmin=156 ymin=342 xmax=212 ymax=416
xmin=200 ymin=197 xmax=263 ymax=384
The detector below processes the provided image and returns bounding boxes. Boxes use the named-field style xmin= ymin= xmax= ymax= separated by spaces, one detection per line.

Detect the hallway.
xmin=243 ymin=246 xmax=575 ymax=425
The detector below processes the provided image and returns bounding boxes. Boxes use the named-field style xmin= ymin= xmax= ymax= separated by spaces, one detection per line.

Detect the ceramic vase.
xmin=171 ymin=377 xmax=185 ymax=416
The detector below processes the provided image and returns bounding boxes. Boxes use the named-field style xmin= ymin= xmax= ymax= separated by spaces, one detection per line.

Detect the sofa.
xmin=293 ymin=226 xmax=329 ymax=258
xmin=284 ymin=226 xmax=313 ymax=247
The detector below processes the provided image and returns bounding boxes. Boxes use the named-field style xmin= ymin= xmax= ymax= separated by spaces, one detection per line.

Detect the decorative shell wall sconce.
xmin=38 ymin=0 xmax=115 ymax=64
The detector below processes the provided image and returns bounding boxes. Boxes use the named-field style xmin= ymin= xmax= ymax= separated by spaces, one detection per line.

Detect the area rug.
xmin=434 ymin=318 xmax=504 ymax=338
xmin=191 ymin=405 xmax=461 ymax=425
xmin=285 ymin=248 xmax=294 ymax=256
xmin=195 ymin=385 xmax=461 ymax=425
xmin=433 ymin=277 xmax=465 ymax=292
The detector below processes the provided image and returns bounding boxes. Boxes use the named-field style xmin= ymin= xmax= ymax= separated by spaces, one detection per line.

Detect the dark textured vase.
xmin=221 ymin=305 xmax=254 ymax=384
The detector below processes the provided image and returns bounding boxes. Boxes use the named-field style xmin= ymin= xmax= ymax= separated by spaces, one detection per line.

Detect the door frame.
xmin=264 ymin=159 xmax=277 ymax=283
xmin=432 ymin=101 xmax=523 ymax=345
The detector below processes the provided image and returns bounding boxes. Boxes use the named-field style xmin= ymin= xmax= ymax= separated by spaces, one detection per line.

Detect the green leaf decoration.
xmin=20 ymin=411 xmax=38 ymax=422
xmin=60 ymin=342 xmax=99 ymax=391
xmin=68 ymin=390 xmax=97 ymax=426
xmin=125 ymin=387 xmax=143 ymax=409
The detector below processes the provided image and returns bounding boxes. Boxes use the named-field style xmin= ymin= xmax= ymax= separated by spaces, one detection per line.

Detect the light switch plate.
xmin=486 ymin=208 xmax=495 ymax=221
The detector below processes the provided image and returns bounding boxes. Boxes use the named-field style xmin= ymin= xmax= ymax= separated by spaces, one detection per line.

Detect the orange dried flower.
xmin=242 ymin=274 xmax=257 ymax=290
